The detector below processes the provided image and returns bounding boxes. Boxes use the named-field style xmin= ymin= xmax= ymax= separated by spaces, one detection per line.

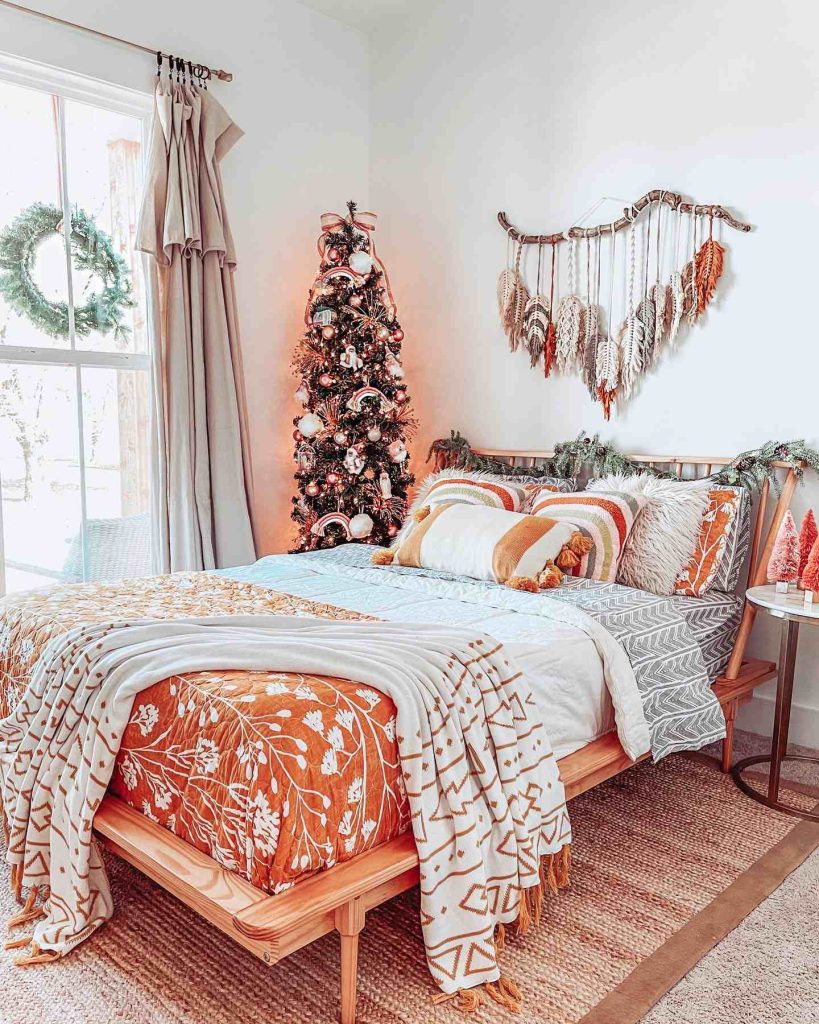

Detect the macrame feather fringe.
xmin=523 ymin=294 xmax=550 ymax=368
xmin=694 ymin=238 xmax=725 ymax=314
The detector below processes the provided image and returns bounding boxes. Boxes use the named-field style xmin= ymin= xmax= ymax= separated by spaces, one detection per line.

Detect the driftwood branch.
xmin=498 ymin=189 xmax=753 ymax=245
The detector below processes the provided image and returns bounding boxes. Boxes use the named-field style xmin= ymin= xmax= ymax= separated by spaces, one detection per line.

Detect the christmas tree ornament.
xmin=327 ymin=247 xmax=340 ymax=262
xmin=802 ymin=537 xmax=819 ymax=604
xmin=333 ymin=430 xmax=349 ymax=446
xmin=311 ymin=512 xmax=352 ymax=540
xmin=318 ymin=372 xmax=334 ymax=387
xmin=349 ymin=512 xmax=375 ymax=539
xmin=384 ymin=349 xmax=404 ymax=379
xmin=349 ymin=250 xmax=374 ymax=276
xmin=325 ymin=470 xmax=340 ymax=485
xmin=392 ymin=328 xmax=404 ymax=342
xmin=798 ymin=510 xmax=818 ymax=585
xmin=344 ymin=445 xmax=366 ymax=475
xmin=297 ymin=413 xmax=323 ymax=438
xmin=312 ymin=306 xmax=334 ymax=326
xmin=388 ymin=439 xmax=408 ymax=462
xmin=349 ymin=294 xmax=363 ymax=307
xmin=394 ymin=389 xmax=407 ymax=404
xmin=376 ymin=325 xmax=390 ymax=341
xmin=321 ymin=325 xmax=336 ymax=340
xmin=339 ymin=343 xmax=363 ymax=371
xmin=387 ymin=523 xmax=399 ymax=538
xmin=294 ymin=382 xmax=310 ymax=405
xmin=767 ymin=510 xmax=800 ymax=592
xmin=367 ymin=426 xmax=382 ymax=442
xmin=305 ymin=481 xmax=321 ymax=497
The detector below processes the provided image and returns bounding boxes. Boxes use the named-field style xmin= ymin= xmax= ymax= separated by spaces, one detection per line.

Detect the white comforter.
xmin=219 ymin=547 xmax=652 ymax=761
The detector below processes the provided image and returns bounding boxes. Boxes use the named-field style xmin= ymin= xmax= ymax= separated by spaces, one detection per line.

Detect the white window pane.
xmin=79 ymin=366 xmax=153 ymax=580
xmin=0 ymin=363 xmax=82 ymax=591
xmin=63 ymin=99 xmax=148 ymax=355
xmin=0 ymin=80 xmax=71 ymax=350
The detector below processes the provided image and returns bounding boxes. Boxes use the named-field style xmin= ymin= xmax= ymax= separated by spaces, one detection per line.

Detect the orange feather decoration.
xmin=694 ymin=238 xmax=725 ymax=315
xmin=543 ymin=321 xmax=557 ymax=378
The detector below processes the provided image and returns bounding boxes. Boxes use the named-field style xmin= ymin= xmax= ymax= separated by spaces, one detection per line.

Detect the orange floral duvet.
xmin=0 ymin=573 xmax=409 ymax=893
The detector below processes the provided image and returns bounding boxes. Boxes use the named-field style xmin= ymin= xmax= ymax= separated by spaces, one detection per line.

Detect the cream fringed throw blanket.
xmin=1 ymin=616 xmax=570 ymax=1000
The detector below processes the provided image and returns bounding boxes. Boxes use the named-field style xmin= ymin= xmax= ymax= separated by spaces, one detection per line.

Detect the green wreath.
xmin=0 ymin=202 xmax=134 ymax=340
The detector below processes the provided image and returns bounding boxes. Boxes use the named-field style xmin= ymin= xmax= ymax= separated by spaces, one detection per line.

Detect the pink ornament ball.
xmin=325 ymin=471 xmax=340 ymax=485
xmin=305 ymin=481 xmax=320 ymax=497
xmin=321 ymin=325 xmax=336 ymax=340
xmin=394 ymin=390 xmax=407 ymax=404
xmin=318 ymin=372 xmax=334 ymax=387
xmin=392 ymin=328 xmax=404 ymax=342
xmin=349 ymin=294 xmax=363 ymax=308
xmin=333 ymin=430 xmax=349 ymax=446
xmin=376 ymin=326 xmax=390 ymax=341
xmin=327 ymin=247 xmax=340 ymax=262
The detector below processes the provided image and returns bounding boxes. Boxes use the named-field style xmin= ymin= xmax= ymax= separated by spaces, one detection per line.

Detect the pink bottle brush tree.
xmin=767 ymin=510 xmax=799 ymax=592
xmin=801 ymin=538 xmax=819 ymax=604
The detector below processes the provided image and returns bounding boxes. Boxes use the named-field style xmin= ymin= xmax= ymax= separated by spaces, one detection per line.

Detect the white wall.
xmin=0 ymin=0 xmax=370 ymax=556
xmin=367 ymin=0 xmax=819 ymax=743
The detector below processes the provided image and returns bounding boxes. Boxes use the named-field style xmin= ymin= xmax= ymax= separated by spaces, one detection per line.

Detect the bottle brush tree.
xmin=767 ymin=510 xmax=799 ymax=592
xmin=798 ymin=509 xmax=818 ymax=585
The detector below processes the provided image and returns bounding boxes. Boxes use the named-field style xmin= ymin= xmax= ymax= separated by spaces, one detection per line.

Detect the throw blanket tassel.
xmin=7 ymin=885 xmax=46 ymax=929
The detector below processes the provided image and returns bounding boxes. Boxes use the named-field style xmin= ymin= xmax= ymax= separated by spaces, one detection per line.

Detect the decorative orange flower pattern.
xmin=0 ymin=574 xmax=409 ymax=892
xmin=675 ymin=488 xmax=741 ymax=597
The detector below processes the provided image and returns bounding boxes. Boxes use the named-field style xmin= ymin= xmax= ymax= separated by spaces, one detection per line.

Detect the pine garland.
xmin=429 ymin=431 xmax=819 ymax=493
xmin=712 ymin=440 xmax=819 ymax=493
xmin=0 ymin=203 xmax=134 ymax=340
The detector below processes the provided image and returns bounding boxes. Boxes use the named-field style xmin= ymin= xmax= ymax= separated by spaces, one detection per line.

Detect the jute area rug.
xmin=1 ymin=754 xmax=817 ymax=1024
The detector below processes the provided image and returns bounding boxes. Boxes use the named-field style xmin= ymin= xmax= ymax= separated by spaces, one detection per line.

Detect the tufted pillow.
xmin=675 ymin=485 xmax=750 ymax=595
xmin=529 ymin=488 xmax=646 ymax=583
xmin=389 ymin=502 xmax=579 ymax=587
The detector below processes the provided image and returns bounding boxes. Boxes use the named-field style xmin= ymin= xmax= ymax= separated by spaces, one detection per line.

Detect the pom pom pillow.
xmin=378 ymin=502 xmax=581 ymax=590
xmin=529 ymin=489 xmax=646 ymax=583
xmin=587 ymin=474 xmax=712 ymax=595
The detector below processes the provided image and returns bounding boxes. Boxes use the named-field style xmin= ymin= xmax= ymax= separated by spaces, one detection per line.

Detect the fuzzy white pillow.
xmin=587 ymin=474 xmax=712 ymax=595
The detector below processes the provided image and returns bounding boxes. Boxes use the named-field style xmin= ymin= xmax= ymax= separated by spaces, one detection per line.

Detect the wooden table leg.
xmin=768 ymin=619 xmax=799 ymax=801
xmin=336 ymin=897 xmax=365 ymax=1024
xmin=721 ymin=700 xmax=737 ymax=773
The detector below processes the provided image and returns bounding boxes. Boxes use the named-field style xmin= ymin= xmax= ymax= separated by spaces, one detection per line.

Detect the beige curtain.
xmin=137 ymin=81 xmax=256 ymax=572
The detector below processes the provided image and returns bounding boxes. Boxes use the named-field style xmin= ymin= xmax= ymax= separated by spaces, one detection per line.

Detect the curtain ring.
xmin=156 ymin=51 xmax=162 ymax=77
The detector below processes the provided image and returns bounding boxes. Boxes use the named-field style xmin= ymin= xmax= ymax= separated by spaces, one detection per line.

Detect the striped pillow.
xmin=394 ymin=502 xmax=578 ymax=586
xmin=529 ymin=489 xmax=646 ymax=582
xmin=405 ymin=468 xmax=530 ymax=523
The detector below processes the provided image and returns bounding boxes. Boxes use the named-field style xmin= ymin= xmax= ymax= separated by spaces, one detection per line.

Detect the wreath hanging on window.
xmin=0 ymin=202 xmax=134 ymax=340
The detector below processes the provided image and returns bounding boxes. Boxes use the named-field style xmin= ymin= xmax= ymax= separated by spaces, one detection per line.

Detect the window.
xmin=0 ymin=56 xmax=153 ymax=594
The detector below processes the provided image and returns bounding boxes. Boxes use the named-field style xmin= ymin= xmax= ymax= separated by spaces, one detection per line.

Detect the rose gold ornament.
xmin=367 ymin=426 xmax=382 ymax=442
xmin=349 ymin=294 xmax=363 ymax=308
xmin=305 ymin=481 xmax=320 ymax=497
xmin=333 ymin=430 xmax=349 ymax=446
xmin=325 ymin=471 xmax=340 ymax=485
xmin=327 ymin=247 xmax=340 ymax=262
xmin=392 ymin=328 xmax=404 ymax=342
xmin=376 ymin=326 xmax=390 ymax=341
xmin=318 ymin=372 xmax=334 ymax=387
xmin=321 ymin=325 xmax=336 ymax=340
xmin=394 ymin=390 xmax=407 ymax=404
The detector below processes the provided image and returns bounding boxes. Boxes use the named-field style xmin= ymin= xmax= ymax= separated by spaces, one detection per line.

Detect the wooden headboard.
xmin=438 ymin=446 xmax=801 ymax=683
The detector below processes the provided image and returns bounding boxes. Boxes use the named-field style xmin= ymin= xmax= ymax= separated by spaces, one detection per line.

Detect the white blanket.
xmin=1 ymin=616 xmax=570 ymax=996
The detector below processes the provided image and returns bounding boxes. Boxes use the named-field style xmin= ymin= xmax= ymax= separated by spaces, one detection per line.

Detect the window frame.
xmin=0 ymin=50 xmax=155 ymax=594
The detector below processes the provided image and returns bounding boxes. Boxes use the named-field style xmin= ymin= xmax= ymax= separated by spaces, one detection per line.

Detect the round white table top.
xmin=746 ymin=584 xmax=819 ymax=623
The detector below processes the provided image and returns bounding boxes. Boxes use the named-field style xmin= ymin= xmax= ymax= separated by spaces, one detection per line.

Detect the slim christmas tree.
xmin=798 ymin=509 xmax=818 ymax=584
xmin=291 ymin=203 xmax=416 ymax=551
xmin=767 ymin=510 xmax=799 ymax=592
xmin=802 ymin=537 xmax=819 ymax=603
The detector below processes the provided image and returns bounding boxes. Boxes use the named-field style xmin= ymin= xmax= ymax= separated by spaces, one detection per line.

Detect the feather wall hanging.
xmin=523 ymin=242 xmax=550 ymax=368
xmin=496 ymin=190 xmax=751 ymax=417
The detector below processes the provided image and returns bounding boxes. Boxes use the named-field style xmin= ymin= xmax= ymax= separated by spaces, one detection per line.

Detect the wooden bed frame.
xmin=88 ymin=449 xmax=797 ymax=1024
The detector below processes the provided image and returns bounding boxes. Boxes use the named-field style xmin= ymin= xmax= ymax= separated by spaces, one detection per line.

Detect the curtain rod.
xmin=0 ymin=0 xmax=233 ymax=82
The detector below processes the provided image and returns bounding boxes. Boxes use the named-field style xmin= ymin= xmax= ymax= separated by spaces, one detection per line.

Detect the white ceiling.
xmin=297 ymin=0 xmax=419 ymax=31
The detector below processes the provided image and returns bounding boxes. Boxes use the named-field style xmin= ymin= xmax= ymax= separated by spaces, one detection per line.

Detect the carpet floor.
xmin=2 ymin=733 xmax=817 ymax=1024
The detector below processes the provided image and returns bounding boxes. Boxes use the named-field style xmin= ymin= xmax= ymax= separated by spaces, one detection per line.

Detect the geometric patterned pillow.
xmin=529 ymin=489 xmax=646 ymax=583
xmin=675 ymin=486 xmax=750 ymax=596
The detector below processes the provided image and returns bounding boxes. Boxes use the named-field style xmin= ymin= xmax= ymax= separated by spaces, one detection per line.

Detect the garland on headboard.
xmin=428 ymin=431 xmax=819 ymax=493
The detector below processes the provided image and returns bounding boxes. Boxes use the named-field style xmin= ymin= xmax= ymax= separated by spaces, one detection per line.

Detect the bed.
xmin=0 ymin=448 xmax=794 ymax=1023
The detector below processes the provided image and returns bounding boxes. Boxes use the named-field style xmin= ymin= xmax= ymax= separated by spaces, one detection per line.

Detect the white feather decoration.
xmin=580 ymin=304 xmax=600 ymax=396
xmin=617 ymin=312 xmax=645 ymax=399
xmin=523 ymin=294 xmax=550 ymax=368
xmin=555 ymin=295 xmax=583 ymax=372
xmin=667 ymin=271 xmax=684 ymax=346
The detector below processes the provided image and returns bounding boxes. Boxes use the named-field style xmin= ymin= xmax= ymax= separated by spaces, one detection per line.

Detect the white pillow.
xmin=587 ymin=474 xmax=711 ymax=595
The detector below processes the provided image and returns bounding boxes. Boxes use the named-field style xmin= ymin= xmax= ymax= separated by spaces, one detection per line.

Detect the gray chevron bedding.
xmin=218 ymin=544 xmax=733 ymax=761
xmin=669 ymin=590 xmax=742 ymax=681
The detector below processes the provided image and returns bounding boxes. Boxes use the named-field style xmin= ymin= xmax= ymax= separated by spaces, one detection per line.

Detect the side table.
xmin=731 ymin=584 xmax=819 ymax=822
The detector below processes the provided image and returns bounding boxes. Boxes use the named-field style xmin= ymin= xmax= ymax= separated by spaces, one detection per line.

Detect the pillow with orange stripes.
xmin=529 ymin=489 xmax=647 ymax=583
xmin=409 ymin=468 xmax=531 ymax=515
xmin=382 ymin=501 xmax=581 ymax=589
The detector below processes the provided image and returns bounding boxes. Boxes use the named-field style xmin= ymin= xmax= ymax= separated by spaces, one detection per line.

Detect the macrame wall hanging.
xmin=497 ymin=189 xmax=752 ymax=419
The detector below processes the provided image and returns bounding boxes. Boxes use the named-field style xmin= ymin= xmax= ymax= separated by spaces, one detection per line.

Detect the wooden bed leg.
xmin=722 ymin=700 xmax=737 ymax=773
xmin=336 ymin=897 xmax=365 ymax=1024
